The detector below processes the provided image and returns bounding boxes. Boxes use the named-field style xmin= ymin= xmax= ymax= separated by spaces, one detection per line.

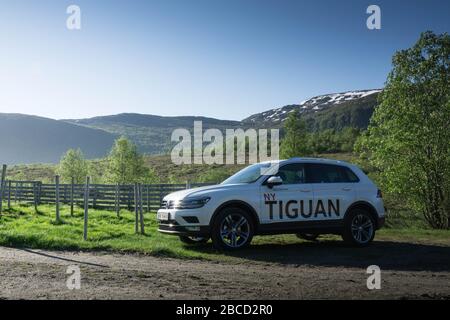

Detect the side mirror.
xmin=266 ymin=176 xmax=283 ymax=188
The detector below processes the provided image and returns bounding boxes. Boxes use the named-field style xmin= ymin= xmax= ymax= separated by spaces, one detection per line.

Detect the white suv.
xmin=157 ymin=158 xmax=386 ymax=250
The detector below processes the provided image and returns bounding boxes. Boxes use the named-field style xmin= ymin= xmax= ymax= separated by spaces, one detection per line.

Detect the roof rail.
xmin=288 ymin=157 xmax=322 ymax=161
xmin=288 ymin=157 xmax=345 ymax=163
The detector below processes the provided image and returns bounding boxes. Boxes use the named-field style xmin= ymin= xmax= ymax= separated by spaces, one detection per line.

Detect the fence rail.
xmin=0 ymin=180 xmax=215 ymax=212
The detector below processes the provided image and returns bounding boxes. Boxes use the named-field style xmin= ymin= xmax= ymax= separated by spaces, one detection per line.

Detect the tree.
xmin=57 ymin=149 xmax=89 ymax=183
xmin=337 ymin=127 xmax=361 ymax=153
xmin=356 ymin=31 xmax=450 ymax=229
xmin=280 ymin=110 xmax=311 ymax=158
xmin=105 ymin=136 xmax=157 ymax=184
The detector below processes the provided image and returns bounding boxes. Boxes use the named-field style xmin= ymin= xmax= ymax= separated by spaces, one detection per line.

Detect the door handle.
xmin=342 ymin=187 xmax=352 ymax=191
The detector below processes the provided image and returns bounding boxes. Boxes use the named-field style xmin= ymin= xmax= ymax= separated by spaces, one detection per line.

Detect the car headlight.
xmin=173 ymin=197 xmax=210 ymax=209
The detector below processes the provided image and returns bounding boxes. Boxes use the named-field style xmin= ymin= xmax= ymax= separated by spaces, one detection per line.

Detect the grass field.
xmin=0 ymin=203 xmax=449 ymax=261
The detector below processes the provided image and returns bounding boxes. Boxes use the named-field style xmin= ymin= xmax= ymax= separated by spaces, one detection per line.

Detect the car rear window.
xmin=305 ymin=164 xmax=360 ymax=183
xmin=341 ymin=166 xmax=360 ymax=182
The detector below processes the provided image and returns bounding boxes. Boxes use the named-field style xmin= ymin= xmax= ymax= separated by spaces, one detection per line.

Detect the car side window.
xmin=276 ymin=163 xmax=306 ymax=185
xmin=306 ymin=164 xmax=358 ymax=183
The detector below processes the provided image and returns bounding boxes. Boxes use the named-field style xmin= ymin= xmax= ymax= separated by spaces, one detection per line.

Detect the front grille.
xmin=160 ymin=200 xmax=174 ymax=209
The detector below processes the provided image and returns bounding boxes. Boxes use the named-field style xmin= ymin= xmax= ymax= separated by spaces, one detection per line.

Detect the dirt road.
xmin=1 ymin=240 xmax=449 ymax=300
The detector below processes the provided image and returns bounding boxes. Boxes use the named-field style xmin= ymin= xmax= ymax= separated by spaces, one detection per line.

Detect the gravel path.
xmin=1 ymin=240 xmax=449 ymax=300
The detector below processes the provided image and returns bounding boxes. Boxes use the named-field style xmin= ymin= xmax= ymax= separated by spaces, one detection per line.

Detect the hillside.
xmin=64 ymin=114 xmax=245 ymax=155
xmin=0 ymin=114 xmax=116 ymax=165
xmin=64 ymin=90 xmax=381 ymax=154
xmin=243 ymin=89 xmax=381 ymax=130
xmin=0 ymin=89 xmax=382 ymax=165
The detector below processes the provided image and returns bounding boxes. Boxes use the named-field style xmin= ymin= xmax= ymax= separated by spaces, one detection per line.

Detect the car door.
xmin=305 ymin=163 xmax=357 ymax=222
xmin=259 ymin=163 xmax=314 ymax=224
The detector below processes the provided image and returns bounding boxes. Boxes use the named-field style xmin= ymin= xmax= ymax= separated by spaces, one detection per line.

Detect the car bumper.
xmin=377 ymin=217 xmax=385 ymax=229
xmin=158 ymin=221 xmax=210 ymax=236
xmin=157 ymin=207 xmax=211 ymax=236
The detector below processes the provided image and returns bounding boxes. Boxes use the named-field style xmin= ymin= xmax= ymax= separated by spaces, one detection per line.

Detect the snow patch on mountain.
xmin=243 ymin=89 xmax=381 ymax=124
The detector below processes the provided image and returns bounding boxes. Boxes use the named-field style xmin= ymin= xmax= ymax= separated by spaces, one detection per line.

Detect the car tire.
xmin=342 ymin=208 xmax=376 ymax=247
xmin=211 ymin=207 xmax=254 ymax=251
xmin=178 ymin=236 xmax=209 ymax=244
xmin=296 ymin=233 xmax=319 ymax=241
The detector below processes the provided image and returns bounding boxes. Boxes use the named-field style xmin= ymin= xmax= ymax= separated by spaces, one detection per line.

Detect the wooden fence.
xmin=0 ymin=180 xmax=215 ymax=212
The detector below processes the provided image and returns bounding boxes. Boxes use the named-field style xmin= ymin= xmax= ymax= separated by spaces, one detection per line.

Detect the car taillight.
xmin=377 ymin=189 xmax=383 ymax=198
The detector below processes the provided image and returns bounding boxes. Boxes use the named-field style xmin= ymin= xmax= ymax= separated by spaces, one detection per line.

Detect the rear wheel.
xmin=211 ymin=207 xmax=254 ymax=250
xmin=296 ymin=233 xmax=319 ymax=241
xmin=179 ymin=236 xmax=209 ymax=244
xmin=342 ymin=209 xmax=375 ymax=247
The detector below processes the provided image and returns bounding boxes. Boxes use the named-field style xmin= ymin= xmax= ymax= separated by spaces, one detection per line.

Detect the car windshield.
xmin=221 ymin=163 xmax=275 ymax=185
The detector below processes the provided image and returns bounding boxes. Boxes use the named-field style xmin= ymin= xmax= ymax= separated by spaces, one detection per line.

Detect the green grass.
xmin=377 ymin=228 xmax=450 ymax=245
xmin=0 ymin=203 xmax=449 ymax=262
xmin=0 ymin=203 xmax=210 ymax=259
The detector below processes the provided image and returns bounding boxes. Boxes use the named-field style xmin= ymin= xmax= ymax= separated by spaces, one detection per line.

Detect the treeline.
xmin=57 ymin=136 xmax=157 ymax=184
xmin=306 ymin=127 xmax=361 ymax=154
xmin=280 ymin=110 xmax=361 ymax=158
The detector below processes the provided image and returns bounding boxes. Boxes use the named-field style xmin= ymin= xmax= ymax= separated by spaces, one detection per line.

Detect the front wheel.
xmin=179 ymin=236 xmax=209 ymax=245
xmin=342 ymin=209 xmax=375 ymax=247
xmin=211 ymin=207 xmax=254 ymax=251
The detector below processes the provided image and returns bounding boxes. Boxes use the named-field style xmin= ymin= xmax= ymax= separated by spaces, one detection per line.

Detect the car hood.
xmin=163 ymin=184 xmax=249 ymax=200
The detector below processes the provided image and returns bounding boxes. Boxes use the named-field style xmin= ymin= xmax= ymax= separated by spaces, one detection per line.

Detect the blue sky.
xmin=0 ymin=0 xmax=449 ymax=121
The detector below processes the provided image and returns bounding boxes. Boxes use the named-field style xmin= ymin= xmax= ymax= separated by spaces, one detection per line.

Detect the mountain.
xmin=0 ymin=113 xmax=116 ymax=165
xmin=1 ymin=89 xmax=382 ymax=165
xmin=65 ymin=90 xmax=382 ymax=155
xmin=65 ymin=114 xmax=244 ymax=155
xmin=242 ymin=89 xmax=381 ymax=130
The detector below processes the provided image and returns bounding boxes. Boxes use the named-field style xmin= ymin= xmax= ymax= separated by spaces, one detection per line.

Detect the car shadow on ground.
xmin=192 ymin=240 xmax=450 ymax=272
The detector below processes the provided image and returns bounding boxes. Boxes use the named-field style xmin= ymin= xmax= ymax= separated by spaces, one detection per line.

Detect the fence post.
xmin=93 ymin=184 xmax=97 ymax=209
xmin=159 ymin=184 xmax=163 ymax=210
xmin=139 ymin=183 xmax=145 ymax=234
xmin=55 ymin=175 xmax=60 ymax=222
xmin=7 ymin=180 xmax=11 ymax=209
xmin=0 ymin=164 xmax=6 ymax=214
xmin=186 ymin=180 xmax=191 ymax=189
xmin=33 ymin=182 xmax=38 ymax=213
xmin=134 ymin=183 xmax=139 ymax=234
xmin=128 ymin=185 xmax=132 ymax=209
xmin=18 ymin=182 xmax=21 ymax=203
xmin=115 ymin=183 xmax=120 ymax=218
xmin=146 ymin=185 xmax=150 ymax=212
xmin=83 ymin=176 xmax=90 ymax=241
xmin=70 ymin=177 xmax=74 ymax=216
xmin=37 ymin=182 xmax=42 ymax=205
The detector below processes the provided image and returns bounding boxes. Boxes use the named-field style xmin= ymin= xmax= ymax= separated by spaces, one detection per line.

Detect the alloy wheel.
xmin=220 ymin=213 xmax=251 ymax=248
xmin=351 ymin=214 xmax=374 ymax=244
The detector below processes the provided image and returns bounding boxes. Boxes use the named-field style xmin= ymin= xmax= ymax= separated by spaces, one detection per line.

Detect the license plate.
xmin=157 ymin=212 xmax=170 ymax=221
